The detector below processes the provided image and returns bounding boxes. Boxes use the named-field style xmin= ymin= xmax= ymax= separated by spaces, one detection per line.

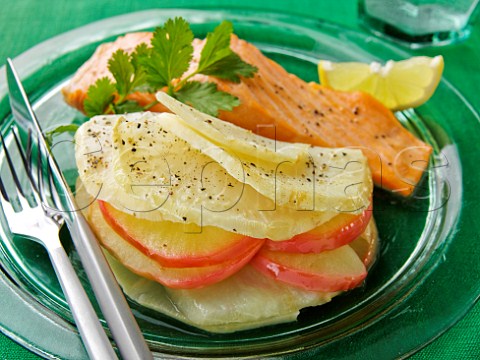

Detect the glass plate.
xmin=0 ymin=9 xmax=479 ymax=359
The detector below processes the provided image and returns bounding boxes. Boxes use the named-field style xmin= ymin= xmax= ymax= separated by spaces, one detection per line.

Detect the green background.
xmin=0 ymin=0 xmax=478 ymax=358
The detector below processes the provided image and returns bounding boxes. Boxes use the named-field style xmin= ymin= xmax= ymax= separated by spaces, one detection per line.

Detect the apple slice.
xmin=89 ymin=201 xmax=262 ymax=288
xmin=98 ymin=200 xmax=264 ymax=268
xmin=349 ymin=218 xmax=378 ymax=268
xmin=265 ymin=204 xmax=372 ymax=253
xmin=250 ymin=245 xmax=367 ymax=292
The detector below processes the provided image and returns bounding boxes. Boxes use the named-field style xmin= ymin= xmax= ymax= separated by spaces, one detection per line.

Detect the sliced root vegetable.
xmin=250 ymin=245 xmax=367 ymax=292
xmin=153 ymin=95 xmax=373 ymax=213
xmin=108 ymin=257 xmax=339 ymax=333
xmin=156 ymin=91 xmax=309 ymax=163
xmin=75 ymin=112 xmax=364 ymax=240
xmin=349 ymin=218 xmax=379 ymax=268
xmin=86 ymin=197 xmax=261 ymax=288
xmin=98 ymin=200 xmax=264 ymax=268
xmin=265 ymin=203 xmax=372 ymax=253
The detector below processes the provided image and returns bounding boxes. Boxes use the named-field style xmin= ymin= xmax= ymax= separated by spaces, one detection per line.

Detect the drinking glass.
xmin=359 ymin=0 xmax=480 ymax=48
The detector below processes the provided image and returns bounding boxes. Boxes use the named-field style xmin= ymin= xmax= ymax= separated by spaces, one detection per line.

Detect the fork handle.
xmin=49 ymin=245 xmax=118 ymax=360
xmin=68 ymin=214 xmax=153 ymax=360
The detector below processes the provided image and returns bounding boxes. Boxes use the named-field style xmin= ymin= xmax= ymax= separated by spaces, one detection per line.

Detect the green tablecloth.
xmin=0 ymin=0 xmax=478 ymax=358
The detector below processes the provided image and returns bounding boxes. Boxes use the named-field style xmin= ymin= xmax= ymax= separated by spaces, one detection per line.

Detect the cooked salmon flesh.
xmin=63 ymin=33 xmax=432 ymax=197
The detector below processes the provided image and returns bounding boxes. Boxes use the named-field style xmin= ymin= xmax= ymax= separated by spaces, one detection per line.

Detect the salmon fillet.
xmin=63 ymin=32 xmax=432 ymax=196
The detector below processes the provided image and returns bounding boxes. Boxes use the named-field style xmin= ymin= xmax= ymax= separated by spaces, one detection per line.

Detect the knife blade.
xmin=6 ymin=58 xmax=152 ymax=360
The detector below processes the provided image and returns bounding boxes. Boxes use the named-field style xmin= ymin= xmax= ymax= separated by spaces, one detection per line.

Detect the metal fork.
xmin=0 ymin=127 xmax=117 ymax=360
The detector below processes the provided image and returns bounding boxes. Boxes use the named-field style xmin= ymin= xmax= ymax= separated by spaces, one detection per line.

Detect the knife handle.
xmin=67 ymin=213 xmax=153 ymax=360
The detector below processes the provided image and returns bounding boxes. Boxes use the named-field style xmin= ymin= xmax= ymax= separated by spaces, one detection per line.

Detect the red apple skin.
xmin=250 ymin=246 xmax=367 ymax=292
xmin=150 ymin=246 xmax=264 ymax=289
xmin=105 ymin=240 xmax=262 ymax=289
xmin=98 ymin=200 xmax=265 ymax=268
xmin=89 ymin=201 xmax=265 ymax=288
xmin=264 ymin=203 xmax=372 ymax=254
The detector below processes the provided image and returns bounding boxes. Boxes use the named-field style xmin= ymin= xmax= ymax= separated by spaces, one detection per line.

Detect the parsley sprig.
xmin=84 ymin=17 xmax=257 ymax=117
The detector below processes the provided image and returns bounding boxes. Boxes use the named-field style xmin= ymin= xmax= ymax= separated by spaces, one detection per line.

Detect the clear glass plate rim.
xmin=0 ymin=7 xmax=477 ymax=359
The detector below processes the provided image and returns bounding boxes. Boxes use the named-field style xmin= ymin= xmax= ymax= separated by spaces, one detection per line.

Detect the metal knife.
xmin=6 ymin=58 xmax=153 ymax=360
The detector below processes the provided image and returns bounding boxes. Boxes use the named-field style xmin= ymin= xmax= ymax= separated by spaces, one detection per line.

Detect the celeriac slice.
xmin=156 ymin=91 xmax=309 ymax=162
xmin=109 ymin=256 xmax=337 ymax=333
xmin=159 ymin=109 xmax=372 ymax=211
xmin=75 ymin=113 xmax=337 ymax=240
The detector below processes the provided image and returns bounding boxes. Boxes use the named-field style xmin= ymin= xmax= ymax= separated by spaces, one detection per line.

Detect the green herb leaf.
xmin=141 ymin=17 xmax=194 ymax=90
xmin=45 ymin=124 xmax=80 ymax=146
xmin=82 ymin=17 xmax=257 ymax=117
xmin=114 ymin=100 xmax=144 ymax=114
xmin=130 ymin=43 xmax=152 ymax=92
xmin=198 ymin=52 xmax=257 ymax=83
xmin=197 ymin=21 xmax=232 ymax=71
xmin=84 ymin=77 xmax=116 ymax=117
xmin=197 ymin=21 xmax=257 ymax=82
xmin=108 ymin=50 xmax=135 ymax=97
xmin=175 ymin=81 xmax=240 ymax=116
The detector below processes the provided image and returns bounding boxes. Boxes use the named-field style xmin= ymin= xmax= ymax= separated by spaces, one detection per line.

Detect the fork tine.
xmin=0 ymin=171 xmax=9 ymax=202
xmin=46 ymin=153 xmax=64 ymax=212
xmin=11 ymin=127 xmax=45 ymax=208
xmin=0 ymin=134 xmax=11 ymax=202
xmin=12 ymin=127 xmax=63 ymax=213
xmin=36 ymin=135 xmax=51 ymax=207
xmin=44 ymin=141 xmax=58 ymax=205
xmin=35 ymin=135 xmax=63 ymax=212
xmin=12 ymin=127 xmax=37 ymax=190
xmin=0 ymin=130 xmax=25 ymax=199
xmin=36 ymin=136 xmax=62 ymax=212
xmin=25 ymin=128 xmax=36 ymax=182
xmin=26 ymin=127 xmax=33 ymax=162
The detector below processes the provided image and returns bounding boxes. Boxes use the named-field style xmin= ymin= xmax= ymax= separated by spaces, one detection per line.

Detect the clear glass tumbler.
xmin=359 ymin=0 xmax=480 ymax=48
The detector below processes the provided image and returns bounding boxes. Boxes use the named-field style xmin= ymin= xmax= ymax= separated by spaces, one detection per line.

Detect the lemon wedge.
xmin=318 ymin=56 xmax=444 ymax=111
